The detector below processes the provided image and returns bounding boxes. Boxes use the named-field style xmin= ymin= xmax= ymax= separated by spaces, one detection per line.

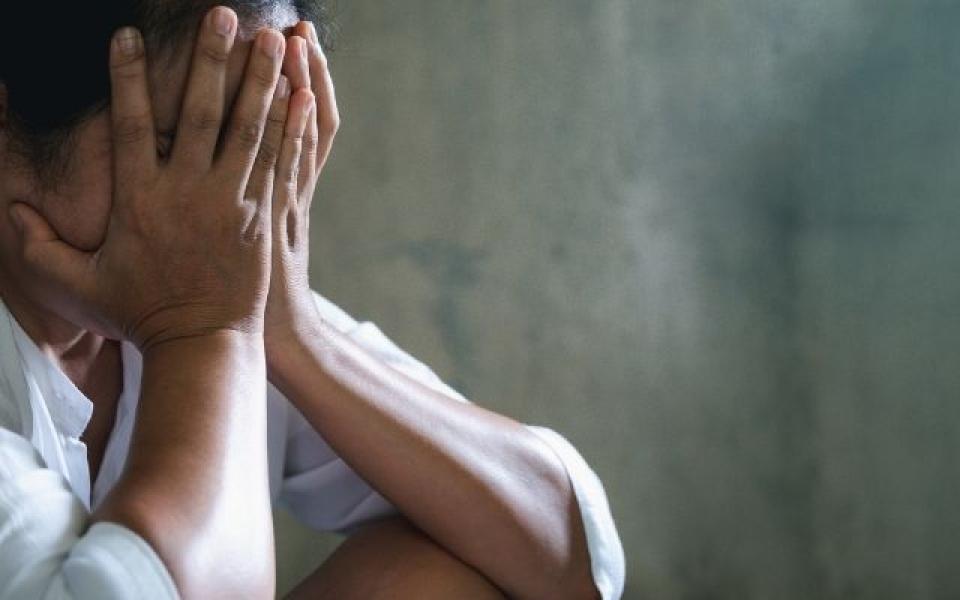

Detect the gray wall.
xmin=276 ymin=2 xmax=960 ymax=598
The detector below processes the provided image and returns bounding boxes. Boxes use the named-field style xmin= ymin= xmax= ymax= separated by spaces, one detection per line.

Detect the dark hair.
xmin=0 ymin=1 xmax=334 ymax=181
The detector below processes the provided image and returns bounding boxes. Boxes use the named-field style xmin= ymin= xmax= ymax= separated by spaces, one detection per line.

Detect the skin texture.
xmin=0 ymin=10 xmax=298 ymax=344
xmin=265 ymin=23 xmax=599 ymax=599
xmin=0 ymin=7 xmax=312 ymax=502
xmin=285 ymin=516 xmax=508 ymax=600
xmin=0 ymin=7 xmax=601 ymax=599
xmin=2 ymin=7 xmax=303 ymax=597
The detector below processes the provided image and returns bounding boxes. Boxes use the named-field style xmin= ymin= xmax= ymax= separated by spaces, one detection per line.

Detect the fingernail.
xmin=275 ymin=75 xmax=290 ymax=99
xmin=115 ymin=27 xmax=141 ymax=57
xmin=211 ymin=7 xmax=235 ymax=36
xmin=260 ymin=31 xmax=283 ymax=58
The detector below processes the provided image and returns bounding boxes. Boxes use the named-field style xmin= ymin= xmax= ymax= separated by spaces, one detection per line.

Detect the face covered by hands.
xmin=262 ymin=20 xmax=340 ymax=352
xmin=5 ymin=8 xmax=338 ymax=352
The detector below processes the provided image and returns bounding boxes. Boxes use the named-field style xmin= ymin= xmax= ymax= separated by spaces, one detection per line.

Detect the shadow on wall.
xmin=275 ymin=2 xmax=960 ymax=599
xmin=629 ymin=3 xmax=960 ymax=598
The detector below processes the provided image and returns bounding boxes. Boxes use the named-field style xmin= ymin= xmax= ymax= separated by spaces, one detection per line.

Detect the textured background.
xmin=275 ymin=1 xmax=960 ymax=598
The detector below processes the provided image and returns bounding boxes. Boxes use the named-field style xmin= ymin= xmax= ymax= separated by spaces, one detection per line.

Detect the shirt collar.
xmin=8 ymin=314 xmax=94 ymax=440
xmin=0 ymin=301 xmax=32 ymax=434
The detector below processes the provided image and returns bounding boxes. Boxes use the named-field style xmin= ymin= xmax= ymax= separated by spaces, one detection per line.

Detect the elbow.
xmin=522 ymin=430 xmax=602 ymax=600
xmin=532 ymin=540 xmax=600 ymax=600
xmin=514 ymin=464 xmax=599 ymax=600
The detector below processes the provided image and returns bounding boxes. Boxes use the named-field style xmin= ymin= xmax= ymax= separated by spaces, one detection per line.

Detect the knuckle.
xmin=285 ymin=125 xmax=304 ymax=144
xmin=199 ymin=42 xmax=230 ymax=66
xmin=278 ymin=161 xmax=300 ymax=188
xmin=302 ymin=131 xmax=319 ymax=155
xmin=255 ymin=141 xmax=280 ymax=168
xmin=320 ymin=115 xmax=340 ymax=137
xmin=110 ymin=60 xmax=144 ymax=84
xmin=232 ymin=118 xmax=263 ymax=149
xmin=113 ymin=114 xmax=152 ymax=144
xmin=110 ymin=46 xmax=146 ymax=72
xmin=183 ymin=107 xmax=222 ymax=133
xmin=251 ymin=67 xmax=277 ymax=91
xmin=265 ymin=111 xmax=287 ymax=131
xmin=315 ymin=51 xmax=329 ymax=71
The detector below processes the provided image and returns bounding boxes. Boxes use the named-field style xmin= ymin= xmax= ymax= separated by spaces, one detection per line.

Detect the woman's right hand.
xmin=7 ymin=7 xmax=313 ymax=351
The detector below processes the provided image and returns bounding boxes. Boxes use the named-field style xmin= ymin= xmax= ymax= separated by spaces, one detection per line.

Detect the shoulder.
xmin=0 ymin=426 xmax=43 ymax=477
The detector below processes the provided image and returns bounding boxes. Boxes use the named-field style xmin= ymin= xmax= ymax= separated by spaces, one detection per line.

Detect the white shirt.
xmin=0 ymin=291 xmax=625 ymax=599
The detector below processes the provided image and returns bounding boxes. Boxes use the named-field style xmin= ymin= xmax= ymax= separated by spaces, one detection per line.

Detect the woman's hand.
xmin=7 ymin=8 xmax=310 ymax=352
xmin=263 ymin=21 xmax=339 ymax=356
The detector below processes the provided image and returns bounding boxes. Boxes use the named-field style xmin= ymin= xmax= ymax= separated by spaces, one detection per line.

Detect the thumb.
xmin=9 ymin=202 xmax=59 ymax=244
xmin=8 ymin=202 xmax=93 ymax=290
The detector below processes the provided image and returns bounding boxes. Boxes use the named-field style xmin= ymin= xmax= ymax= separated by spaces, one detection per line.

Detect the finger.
xmin=290 ymin=23 xmax=318 ymax=205
xmin=274 ymin=89 xmax=314 ymax=227
xmin=305 ymin=22 xmax=339 ymax=172
xmin=171 ymin=6 xmax=238 ymax=171
xmin=8 ymin=204 xmax=92 ymax=295
xmin=292 ymin=21 xmax=313 ymax=50
xmin=109 ymin=27 xmax=157 ymax=194
xmin=298 ymin=98 xmax=318 ymax=212
xmin=282 ymin=35 xmax=310 ymax=92
xmin=218 ymin=29 xmax=285 ymax=188
xmin=245 ymin=75 xmax=290 ymax=203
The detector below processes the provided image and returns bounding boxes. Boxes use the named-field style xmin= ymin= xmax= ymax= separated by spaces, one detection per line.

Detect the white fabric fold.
xmin=0 ymin=428 xmax=177 ymax=599
xmin=0 ymin=290 xmax=625 ymax=599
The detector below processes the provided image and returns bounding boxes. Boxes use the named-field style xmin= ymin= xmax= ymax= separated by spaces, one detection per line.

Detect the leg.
xmin=284 ymin=516 xmax=509 ymax=600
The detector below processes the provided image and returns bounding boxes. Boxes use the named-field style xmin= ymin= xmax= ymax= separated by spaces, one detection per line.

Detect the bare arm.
xmin=9 ymin=8 xmax=314 ymax=597
xmin=260 ymin=22 xmax=599 ymax=599
xmin=92 ymin=331 xmax=272 ymax=598
xmin=269 ymin=317 xmax=598 ymax=600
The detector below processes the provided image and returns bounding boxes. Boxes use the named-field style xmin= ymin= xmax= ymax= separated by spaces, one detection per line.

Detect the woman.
xmin=0 ymin=2 xmax=624 ymax=598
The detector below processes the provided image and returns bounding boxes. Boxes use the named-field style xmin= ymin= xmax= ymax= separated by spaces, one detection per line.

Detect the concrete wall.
xmin=276 ymin=2 xmax=960 ymax=598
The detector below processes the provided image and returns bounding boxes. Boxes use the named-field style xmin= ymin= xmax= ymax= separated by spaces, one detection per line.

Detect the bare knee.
xmin=285 ymin=516 xmax=508 ymax=600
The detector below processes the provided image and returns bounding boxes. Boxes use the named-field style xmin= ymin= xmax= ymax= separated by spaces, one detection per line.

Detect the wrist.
xmin=265 ymin=314 xmax=338 ymax=393
xmin=142 ymin=327 xmax=265 ymax=365
xmin=131 ymin=309 xmax=266 ymax=354
xmin=264 ymin=295 xmax=323 ymax=366
xmin=138 ymin=327 xmax=267 ymax=416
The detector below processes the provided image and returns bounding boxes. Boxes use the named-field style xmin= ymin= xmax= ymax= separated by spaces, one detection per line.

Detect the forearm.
xmin=92 ymin=331 xmax=275 ymax=599
xmin=269 ymin=318 xmax=597 ymax=600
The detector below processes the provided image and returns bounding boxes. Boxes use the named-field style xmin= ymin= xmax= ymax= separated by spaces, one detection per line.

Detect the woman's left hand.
xmin=263 ymin=21 xmax=339 ymax=354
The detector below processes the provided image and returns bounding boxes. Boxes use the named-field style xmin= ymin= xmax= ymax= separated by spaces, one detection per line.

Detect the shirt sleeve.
xmin=0 ymin=428 xmax=178 ymax=600
xmin=279 ymin=291 xmax=626 ymax=599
